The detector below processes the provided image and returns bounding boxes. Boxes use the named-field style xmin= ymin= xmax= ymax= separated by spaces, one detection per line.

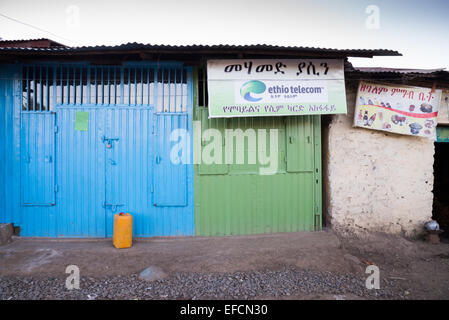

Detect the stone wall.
xmin=324 ymin=80 xmax=435 ymax=237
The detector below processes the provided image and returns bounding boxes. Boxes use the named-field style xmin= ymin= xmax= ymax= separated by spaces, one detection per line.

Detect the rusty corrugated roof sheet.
xmin=346 ymin=66 xmax=449 ymax=88
xmin=354 ymin=67 xmax=446 ymax=74
xmin=0 ymin=42 xmax=402 ymax=58
xmin=0 ymin=38 xmax=66 ymax=48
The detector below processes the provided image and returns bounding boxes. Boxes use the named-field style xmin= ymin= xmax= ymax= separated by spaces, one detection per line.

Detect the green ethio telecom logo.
xmin=240 ymin=80 xmax=266 ymax=102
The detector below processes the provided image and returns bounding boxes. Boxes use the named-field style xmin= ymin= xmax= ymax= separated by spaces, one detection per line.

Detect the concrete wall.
xmin=324 ymin=80 xmax=435 ymax=237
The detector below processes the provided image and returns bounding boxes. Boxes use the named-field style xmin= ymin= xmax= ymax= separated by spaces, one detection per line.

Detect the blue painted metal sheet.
xmin=154 ymin=113 xmax=188 ymax=207
xmin=20 ymin=112 xmax=56 ymax=205
xmin=0 ymin=69 xmax=9 ymax=223
xmin=105 ymin=107 xmax=153 ymax=237
xmin=56 ymin=107 xmax=106 ymax=237
xmin=104 ymin=108 xmax=194 ymax=236
xmin=103 ymin=108 xmax=194 ymax=236
xmin=0 ymin=65 xmax=20 ymax=226
xmin=3 ymin=63 xmax=194 ymax=237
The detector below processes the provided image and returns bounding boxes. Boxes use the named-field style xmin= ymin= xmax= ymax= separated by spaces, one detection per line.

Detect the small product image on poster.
xmin=354 ymin=81 xmax=442 ymax=139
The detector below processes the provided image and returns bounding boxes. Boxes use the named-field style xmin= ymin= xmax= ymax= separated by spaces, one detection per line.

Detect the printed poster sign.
xmin=354 ymin=81 xmax=442 ymax=139
xmin=207 ymin=59 xmax=347 ymax=118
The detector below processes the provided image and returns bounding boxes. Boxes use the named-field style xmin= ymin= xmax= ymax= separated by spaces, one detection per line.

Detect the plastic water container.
xmin=113 ymin=212 xmax=133 ymax=249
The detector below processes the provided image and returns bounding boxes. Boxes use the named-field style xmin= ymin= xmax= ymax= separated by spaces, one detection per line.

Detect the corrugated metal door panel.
xmin=197 ymin=107 xmax=228 ymax=175
xmin=57 ymin=108 xmax=106 ymax=237
xmin=227 ymin=117 xmax=261 ymax=174
xmin=195 ymin=173 xmax=315 ymax=236
xmin=194 ymin=104 xmax=318 ymax=236
xmin=153 ymin=113 xmax=188 ymax=207
xmin=1 ymin=65 xmax=38 ymax=230
xmin=286 ymin=115 xmax=314 ymax=172
xmin=226 ymin=116 xmax=287 ymax=174
xmin=0 ymin=69 xmax=15 ymax=224
xmin=20 ymin=207 xmax=56 ymax=237
xmin=20 ymin=113 xmax=55 ymax=205
xmin=105 ymin=108 xmax=153 ymax=237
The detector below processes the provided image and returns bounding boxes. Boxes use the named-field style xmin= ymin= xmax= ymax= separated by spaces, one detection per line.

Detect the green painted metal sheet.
xmin=193 ymin=69 xmax=322 ymax=236
xmin=436 ymin=126 xmax=449 ymax=142
xmin=286 ymin=116 xmax=314 ymax=172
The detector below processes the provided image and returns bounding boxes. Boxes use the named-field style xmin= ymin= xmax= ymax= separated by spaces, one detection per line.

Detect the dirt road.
xmin=0 ymin=230 xmax=448 ymax=299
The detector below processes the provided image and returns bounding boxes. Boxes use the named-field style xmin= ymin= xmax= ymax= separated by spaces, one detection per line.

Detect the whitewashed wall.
xmin=437 ymin=90 xmax=449 ymax=125
xmin=324 ymin=80 xmax=435 ymax=237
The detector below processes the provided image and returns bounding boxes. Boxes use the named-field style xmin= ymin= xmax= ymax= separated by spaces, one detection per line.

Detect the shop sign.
xmin=207 ymin=59 xmax=347 ymax=118
xmin=354 ymin=81 xmax=442 ymax=139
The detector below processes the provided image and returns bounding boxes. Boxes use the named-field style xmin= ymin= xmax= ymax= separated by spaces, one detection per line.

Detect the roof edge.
xmin=0 ymin=42 xmax=402 ymax=58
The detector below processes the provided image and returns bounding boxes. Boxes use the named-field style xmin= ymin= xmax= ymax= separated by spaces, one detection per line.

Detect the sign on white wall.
xmin=207 ymin=59 xmax=347 ymax=118
xmin=354 ymin=81 xmax=442 ymax=139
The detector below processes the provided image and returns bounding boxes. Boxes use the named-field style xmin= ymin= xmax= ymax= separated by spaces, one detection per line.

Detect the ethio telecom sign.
xmin=206 ymin=59 xmax=347 ymax=118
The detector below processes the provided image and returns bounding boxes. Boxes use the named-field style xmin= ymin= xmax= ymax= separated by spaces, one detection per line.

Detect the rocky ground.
xmin=0 ymin=269 xmax=405 ymax=300
xmin=0 ymin=230 xmax=448 ymax=300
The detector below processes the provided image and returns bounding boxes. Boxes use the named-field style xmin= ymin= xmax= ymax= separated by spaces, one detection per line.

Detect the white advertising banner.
xmin=207 ymin=59 xmax=347 ymax=118
xmin=354 ymin=81 xmax=442 ymax=139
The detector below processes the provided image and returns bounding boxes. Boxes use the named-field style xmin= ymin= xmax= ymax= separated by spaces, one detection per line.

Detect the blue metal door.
xmin=20 ymin=112 xmax=56 ymax=205
xmin=104 ymin=107 xmax=154 ymax=237
xmin=100 ymin=66 xmax=194 ymax=237
xmin=56 ymin=107 xmax=106 ymax=237
xmin=154 ymin=113 xmax=188 ymax=207
xmin=103 ymin=111 xmax=194 ymax=236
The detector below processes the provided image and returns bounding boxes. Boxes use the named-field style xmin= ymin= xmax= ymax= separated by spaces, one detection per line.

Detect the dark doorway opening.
xmin=433 ymin=141 xmax=449 ymax=243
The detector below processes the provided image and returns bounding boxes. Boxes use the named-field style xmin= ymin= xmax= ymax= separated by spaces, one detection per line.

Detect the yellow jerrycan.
xmin=113 ymin=212 xmax=133 ymax=249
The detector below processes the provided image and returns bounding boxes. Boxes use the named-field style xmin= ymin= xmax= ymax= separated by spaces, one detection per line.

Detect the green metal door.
xmin=194 ymin=71 xmax=322 ymax=236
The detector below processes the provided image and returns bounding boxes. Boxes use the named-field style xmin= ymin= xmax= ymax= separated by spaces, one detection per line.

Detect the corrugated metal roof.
xmin=0 ymin=38 xmax=66 ymax=47
xmin=346 ymin=66 xmax=449 ymax=88
xmin=354 ymin=67 xmax=446 ymax=74
xmin=0 ymin=42 xmax=401 ymax=58
xmin=0 ymin=37 xmax=57 ymax=43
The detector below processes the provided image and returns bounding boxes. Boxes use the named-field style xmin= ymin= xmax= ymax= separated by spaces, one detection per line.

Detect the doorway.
xmin=433 ymin=139 xmax=449 ymax=242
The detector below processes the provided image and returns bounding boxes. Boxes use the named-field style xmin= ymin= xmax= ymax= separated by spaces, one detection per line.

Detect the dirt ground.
xmin=0 ymin=229 xmax=448 ymax=300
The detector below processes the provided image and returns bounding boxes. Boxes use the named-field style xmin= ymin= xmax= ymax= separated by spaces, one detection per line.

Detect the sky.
xmin=0 ymin=0 xmax=448 ymax=69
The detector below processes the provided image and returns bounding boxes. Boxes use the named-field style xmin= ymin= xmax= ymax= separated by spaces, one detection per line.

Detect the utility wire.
xmin=0 ymin=12 xmax=82 ymax=45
